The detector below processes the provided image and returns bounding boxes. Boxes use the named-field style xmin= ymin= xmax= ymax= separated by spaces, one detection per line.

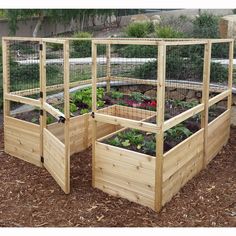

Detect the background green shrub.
xmin=72 ymin=32 xmax=92 ymax=57
xmin=125 ymin=21 xmax=154 ymax=38
xmin=192 ymin=13 xmax=220 ymax=38
xmin=155 ymin=26 xmax=185 ymax=38
xmin=71 ymin=31 xmax=105 ymax=57
xmin=116 ymin=45 xmax=156 ymax=58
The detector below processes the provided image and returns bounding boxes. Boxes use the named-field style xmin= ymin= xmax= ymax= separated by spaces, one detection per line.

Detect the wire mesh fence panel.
xmin=210 ymin=42 xmax=229 ymax=87
xmin=69 ymin=39 xmax=92 ymax=84
xmin=95 ymin=42 xmax=158 ymax=124
xmin=45 ymin=42 xmax=65 ymax=120
xmin=165 ymin=44 xmax=205 ymax=119
xmin=9 ymin=40 xmax=41 ymax=98
xmin=10 ymin=101 xmax=40 ymax=124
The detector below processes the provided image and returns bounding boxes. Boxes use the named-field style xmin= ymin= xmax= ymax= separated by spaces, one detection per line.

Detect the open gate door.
xmin=41 ymin=39 xmax=70 ymax=193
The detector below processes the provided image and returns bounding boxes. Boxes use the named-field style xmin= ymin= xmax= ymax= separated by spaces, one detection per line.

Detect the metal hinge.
xmin=39 ymin=44 xmax=43 ymax=51
xmin=58 ymin=116 xmax=65 ymax=123
xmin=91 ymin=112 xmax=95 ymax=118
xmin=41 ymin=156 xmax=44 ymax=163
xmin=40 ymin=109 xmax=43 ymax=116
xmin=40 ymin=91 xmax=43 ymax=98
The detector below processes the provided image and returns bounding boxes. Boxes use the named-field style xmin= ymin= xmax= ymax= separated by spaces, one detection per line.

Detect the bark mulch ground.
xmin=0 ymin=125 xmax=235 ymax=227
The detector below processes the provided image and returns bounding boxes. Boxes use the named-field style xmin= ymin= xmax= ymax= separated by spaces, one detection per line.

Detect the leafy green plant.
xmin=164 ymin=124 xmax=192 ymax=142
xmin=46 ymin=116 xmax=54 ymax=124
xmin=122 ymin=139 xmax=131 ymax=147
xmin=131 ymin=92 xmax=145 ymax=102
xmin=80 ymin=108 xmax=89 ymax=115
xmin=155 ymin=26 xmax=185 ymax=38
xmin=170 ymin=99 xmax=199 ymax=109
xmin=143 ymin=140 xmax=156 ymax=156
xmin=118 ymin=129 xmax=144 ymax=146
xmin=111 ymin=90 xmax=124 ymax=99
xmin=71 ymin=87 xmax=105 ymax=110
xmin=70 ymin=103 xmax=77 ymax=113
xmin=31 ymin=117 xmax=38 ymax=124
xmin=107 ymin=137 xmax=121 ymax=146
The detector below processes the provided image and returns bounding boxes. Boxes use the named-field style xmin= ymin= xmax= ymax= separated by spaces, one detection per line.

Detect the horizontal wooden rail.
xmin=93 ymin=39 xmax=158 ymax=46
xmin=11 ymin=78 xmax=107 ymax=97
xmin=97 ymin=113 xmax=157 ymax=142
xmin=5 ymin=93 xmax=40 ymax=107
xmin=2 ymin=36 xmax=41 ymax=42
xmin=43 ymin=102 xmax=65 ymax=120
xmin=42 ymin=38 xmax=66 ymax=44
xmin=208 ymin=90 xmax=230 ymax=107
xmin=164 ymin=104 xmax=204 ymax=131
xmin=94 ymin=113 xmax=159 ymax=133
xmin=165 ymin=40 xmax=207 ymax=46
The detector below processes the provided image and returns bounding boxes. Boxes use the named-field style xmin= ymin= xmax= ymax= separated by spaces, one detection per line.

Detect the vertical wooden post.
xmin=2 ymin=38 xmax=10 ymax=154
xmin=92 ymin=42 xmax=97 ymax=187
xmin=2 ymin=38 xmax=10 ymax=118
xmin=63 ymin=40 xmax=70 ymax=194
xmin=155 ymin=42 xmax=166 ymax=212
xmin=227 ymin=40 xmax=234 ymax=109
xmin=201 ymin=41 xmax=212 ymax=168
xmin=106 ymin=43 xmax=111 ymax=93
xmin=39 ymin=39 xmax=46 ymax=168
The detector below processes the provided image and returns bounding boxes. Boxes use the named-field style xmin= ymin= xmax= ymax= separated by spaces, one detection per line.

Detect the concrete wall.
xmin=0 ymin=9 xmax=233 ymax=39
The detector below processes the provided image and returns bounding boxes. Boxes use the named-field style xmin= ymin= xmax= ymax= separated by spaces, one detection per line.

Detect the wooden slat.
xmin=2 ymin=36 xmax=41 ymax=41
xmin=162 ymin=147 xmax=203 ymax=205
xmin=207 ymin=110 xmax=230 ymax=163
xmin=43 ymin=128 xmax=67 ymax=191
xmin=6 ymin=93 xmax=40 ymax=107
xmin=4 ymin=117 xmax=41 ymax=167
xmin=208 ymin=90 xmax=230 ymax=107
xmin=164 ymin=104 xmax=204 ymax=131
xmin=43 ymin=102 xmax=65 ymax=120
xmin=163 ymin=129 xmax=204 ymax=182
xmin=93 ymin=39 xmax=158 ymax=45
xmin=94 ymin=113 xmax=159 ymax=133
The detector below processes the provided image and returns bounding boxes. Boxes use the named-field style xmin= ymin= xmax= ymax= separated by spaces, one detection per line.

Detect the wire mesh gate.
xmin=2 ymin=37 xmax=70 ymax=193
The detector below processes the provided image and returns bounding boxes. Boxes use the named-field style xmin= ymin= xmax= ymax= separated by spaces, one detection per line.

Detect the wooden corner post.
xmin=92 ymin=41 xmax=98 ymax=187
xmin=201 ymin=40 xmax=212 ymax=168
xmin=106 ymin=43 xmax=111 ymax=93
xmin=2 ymin=38 xmax=10 ymax=155
xmin=2 ymin=38 xmax=10 ymax=118
xmin=227 ymin=40 xmax=234 ymax=109
xmin=39 ymin=39 xmax=46 ymax=168
xmin=64 ymin=40 xmax=70 ymax=194
xmin=155 ymin=42 xmax=166 ymax=211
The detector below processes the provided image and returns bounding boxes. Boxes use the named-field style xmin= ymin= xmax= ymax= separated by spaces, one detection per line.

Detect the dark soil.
xmin=0 ymin=120 xmax=235 ymax=227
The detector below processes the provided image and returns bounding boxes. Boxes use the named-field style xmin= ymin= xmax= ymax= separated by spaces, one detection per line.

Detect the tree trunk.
xmin=33 ymin=12 xmax=44 ymax=37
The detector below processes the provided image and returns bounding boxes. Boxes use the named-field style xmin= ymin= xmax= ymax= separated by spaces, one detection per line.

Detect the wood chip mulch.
xmin=0 ymin=126 xmax=235 ymax=227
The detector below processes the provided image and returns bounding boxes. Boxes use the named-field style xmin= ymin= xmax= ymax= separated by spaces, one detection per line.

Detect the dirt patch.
xmin=0 ymin=123 xmax=235 ymax=227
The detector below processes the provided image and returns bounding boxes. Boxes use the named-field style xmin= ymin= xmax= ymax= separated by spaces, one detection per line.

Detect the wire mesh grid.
xmin=9 ymin=40 xmax=41 ymax=98
xmin=95 ymin=42 xmax=158 ymax=124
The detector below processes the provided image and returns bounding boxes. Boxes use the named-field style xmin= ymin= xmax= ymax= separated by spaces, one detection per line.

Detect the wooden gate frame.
xmin=2 ymin=37 xmax=71 ymax=193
